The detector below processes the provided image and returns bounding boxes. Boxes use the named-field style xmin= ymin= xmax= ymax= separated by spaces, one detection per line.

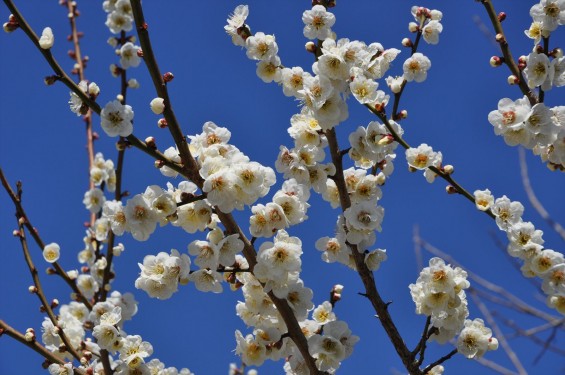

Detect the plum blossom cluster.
xmin=348 ymin=120 xmax=403 ymax=181
xmin=103 ymin=0 xmax=133 ymax=35
xmin=473 ymin=189 xmax=565 ymax=315
xmin=409 ymin=258 xmax=496 ymax=358
xmin=525 ymin=0 xmax=565 ymax=43
xmin=188 ymin=121 xmax=277 ymax=213
xmin=44 ymin=291 xmax=192 ymax=374
xmin=488 ymin=97 xmax=565 ymax=171
xmin=234 ymin=263 xmax=358 ymax=373
xmin=82 ymin=153 xmax=117 ymax=215
xmin=488 ymin=0 xmax=565 ymax=171
xmin=68 ymin=80 xmax=100 ymax=116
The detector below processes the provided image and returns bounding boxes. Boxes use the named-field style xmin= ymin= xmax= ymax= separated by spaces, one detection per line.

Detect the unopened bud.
xmin=12 ymin=229 xmax=20 ymax=237
xmin=116 ymin=140 xmax=127 ymax=151
xmin=408 ymin=22 xmax=419 ymax=33
xmin=305 ymin=41 xmax=316 ymax=53
xmin=163 ymin=72 xmax=174 ymax=82
xmin=145 ymin=136 xmax=156 ymax=149
xmin=552 ymin=48 xmax=563 ymax=58
xmin=154 ymin=160 xmax=165 ymax=169
xmin=51 ymin=299 xmax=59 ymax=308
xmin=489 ymin=56 xmax=503 ymax=67
xmin=495 ymin=33 xmax=505 ymax=43
xmin=535 ymin=45 xmax=544 ymax=54
xmin=157 ymin=118 xmax=168 ymax=128
xmin=44 ymin=75 xmax=59 ymax=85
xmin=377 ymin=134 xmax=395 ymax=146
xmin=507 ymin=75 xmax=519 ymax=85
xmin=398 ymin=109 xmax=408 ymax=119
xmin=137 ymin=48 xmax=143 ymax=57
xmin=446 ymin=185 xmax=458 ymax=194
xmin=46 ymin=268 xmax=57 ymax=275
xmin=116 ymin=94 xmax=124 ymax=102
xmin=28 ymin=285 xmax=37 ymax=293
xmin=24 ymin=330 xmax=35 ymax=342
xmin=443 ymin=164 xmax=454 ymax=174
xmin=401 ymin=38 xmax=412 ymax=47
xmin=150 ymin=97 xmax=165 ymax=114
xmin=497 ymin=12 xmax=506 ymax=22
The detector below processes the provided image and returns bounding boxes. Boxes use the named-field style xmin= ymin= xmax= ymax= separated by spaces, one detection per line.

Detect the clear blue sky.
xmin=1 ymin=1 xmax=564 ymax=374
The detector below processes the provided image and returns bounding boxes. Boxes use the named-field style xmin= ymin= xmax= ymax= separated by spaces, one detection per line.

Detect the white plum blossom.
xmin=457 ymin=318 xmax=498 ymax=359
xmin=529 ymin=0 xmax=565 ymax=32
xmin=473 ymin=189 xmax=494 ymax=211
xmin=188 ymin=269 xmax=223 ymax=293
xmin=405 ymin=143 xmax=441 ymax=170
xmin=100 ymin=100 xmax=134 ymax=137
xmin=225 ymin=4 xmax=249 ymax=46
xmin=302 ymin=5 xmax=335 ymax=40
xmin=402 ymin=52 xmax=431 ymax=82
xmin=245 ymin=32 xmax=278 ymax=61
xmin=422 ymin=20 xmax=443 ymax=44
xmin=43 ymin=243 xmax=60 ymax=263
xmin=118 ymin=335 xmax=153 ymax=369
xmin=119 ymin=42 xmax=141 ymax=69
xmin=83 ymin=187 xmax=106 ymax=214
xmin=135 ymin=249 xmax=190 ymax=300
xmin=524 ymin=52 xmax=552 ymax=89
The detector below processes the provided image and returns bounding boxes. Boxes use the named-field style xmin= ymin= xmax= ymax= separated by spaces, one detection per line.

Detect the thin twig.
xmin=0 ymin=168 xmax=92 ymax=309
xmin=518 ymin=147 xmax=565 ymax=242
xmin=0 ymin=320 xmax=86 ymax=375
xmin=479 ymin=1 xmax=537 ymax=105
xmin=470 ymin=291 xmax=527 ymax=375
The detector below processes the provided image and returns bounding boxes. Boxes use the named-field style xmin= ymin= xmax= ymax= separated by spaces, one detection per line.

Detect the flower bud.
xmin=497 ymin=12 xmax=506 ymax=22
xmin=489 ymin=56 xmax=503 ymax=67
xmin=507 ymin=75 xmax=519 ymax=85
xmin=163 ymin=72 xmax=174 ymax=82
xmin=551 ymin=48 xmax=563 ymax=58
xmin=446 ymin=185 xmax=458 ymax=194
xmin=495 ymin=33 xmax=505 ymax=43
xmin=305 ymin=41 xmax=316 ymax=53
xmin=157 ymin=118 xmax=168 ymax=128
xmin=398 ymin=109 xmax=408 ymax=119
xmin=145 ymin=136 xmax=156 ymax=149
xmin=39 ymin=27 xmax=54 ymax=49
xmin=28 ymin=286 xmax=38 ymax=293
xmin=137 ymin=48 xmax=144 ymax=57
xmin=150 ymin=97 xmax=165 ymax=114
xmin=127 ymin=78 xmax=140 ymax=89
xmin=443 ymin=164 xmax=454 ymax=174
xmin=24 ymin=330 xmax=35 ymax=342
xmin=408 ymin=22 xmax=419 ymax=33
xmin=154 ymin=160 xmax=165 ymax=169
xmin=401 ymin=38 xmax=412 ymax=47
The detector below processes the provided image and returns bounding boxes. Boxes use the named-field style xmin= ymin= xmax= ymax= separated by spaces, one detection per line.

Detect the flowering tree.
xmin=0 ymin=1 xmax=564 ymax=374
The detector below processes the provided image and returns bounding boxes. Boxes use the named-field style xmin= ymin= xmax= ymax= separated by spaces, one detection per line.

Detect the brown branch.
xmin=422 ymin=348 xmax=457 ymax=374
xmin=518 ymin=147 xmax=565 ymax=243
xmin=13 ymin=208 xmax=82 ymax=361
xmin=0 ymin=168 xmax=92 ymax=310
xmin=325 ymin=128 xmax=420 ymax=374
xmin=0 ymin=320 xmax=86 ymax=375
xmin=479 ymin=0 xmax=537 ymax=105
xmin=128 ymin=2 xmax=321 ymax=372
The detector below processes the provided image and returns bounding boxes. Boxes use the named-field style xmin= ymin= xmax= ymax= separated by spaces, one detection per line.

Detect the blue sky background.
xmin=1 ymin=1 xmax=564 ymax=374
